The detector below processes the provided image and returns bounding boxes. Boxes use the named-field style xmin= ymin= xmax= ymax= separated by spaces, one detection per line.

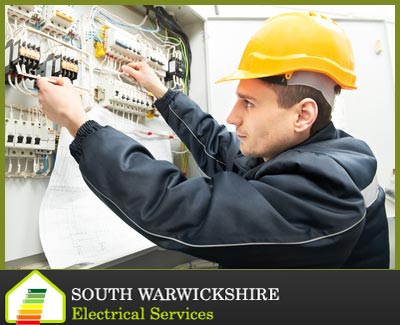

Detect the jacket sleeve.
xmin=155 ymin=90 xmax=241 ymax=176
xmin=71 ymin=123 xmax=367 ymax=268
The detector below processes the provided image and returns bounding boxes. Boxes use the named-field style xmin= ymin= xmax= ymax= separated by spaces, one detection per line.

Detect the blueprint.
xmin=39 ymin=105 xmax=172 ymax=268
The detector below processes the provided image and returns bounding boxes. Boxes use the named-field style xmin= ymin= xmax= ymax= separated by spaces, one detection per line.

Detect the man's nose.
xmin=226 ymin=102 xmax=242 ymax=126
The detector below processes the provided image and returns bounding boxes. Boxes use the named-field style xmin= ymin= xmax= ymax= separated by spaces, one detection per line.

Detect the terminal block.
xmin=42 ymin=5 xmax=76 ymax=37
xmin=38 ymin=54 xmax=78 ymax=81
xmin=5 ymin=39 xmax=41 ymax=83
xmin=103 ymin=22 xmax=168 ymax=79
xmin=19 ymin=42 xmax=41 ymax=77
xmin=104 ymin=26 xmax=144 ymax=62
xmin=95 ymin=79 xmax=155 ymax=117
xmin=7 ymin=5 xmax=37 ymax=24
xmin=146 ymin=47 xmax=168 ymax=72
xmin=166 ymin=57 xmax=185 ymax=81
xmin=7 ymin=5 xmax=45 ymax=30
xmin=61 ymin=56 xmax=79 ymax=80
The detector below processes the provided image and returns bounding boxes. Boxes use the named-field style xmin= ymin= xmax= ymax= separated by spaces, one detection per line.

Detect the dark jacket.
xmin=70 ymin=89 xmax=389 ymax=268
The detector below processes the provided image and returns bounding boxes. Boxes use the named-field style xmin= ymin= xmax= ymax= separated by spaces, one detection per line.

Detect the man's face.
xmin=227 ymin=79 xmax=300 ymax=160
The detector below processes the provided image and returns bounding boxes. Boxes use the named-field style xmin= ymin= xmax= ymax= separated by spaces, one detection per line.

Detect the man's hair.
xmin=260 ymin=76 xmax=341 ymax=135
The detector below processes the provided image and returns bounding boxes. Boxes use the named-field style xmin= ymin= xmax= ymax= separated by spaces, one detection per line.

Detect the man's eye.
xmin=244 ymin=99 xmax=253 ymax=108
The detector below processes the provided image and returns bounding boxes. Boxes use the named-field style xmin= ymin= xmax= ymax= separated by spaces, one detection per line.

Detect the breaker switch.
xmin=61 ymin=56 xmax=78 ymax=81
xmin=7 ymin=135 xmax=14 ymax=143
xmin=166 ymin=58 xmax=185 ymax=81
xmin=17 ymin=135 xmax=24 ymax=143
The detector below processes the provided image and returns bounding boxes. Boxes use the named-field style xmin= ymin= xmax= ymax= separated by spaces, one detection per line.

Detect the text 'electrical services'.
xmin=71 ymin=287 xmax=280 ymax=302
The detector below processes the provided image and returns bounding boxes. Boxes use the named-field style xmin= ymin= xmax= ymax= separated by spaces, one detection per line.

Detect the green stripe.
xmin=28 ymin=289 xmax=47 ymax=293
xmin=23 ymin=299 xmax=45 ymax=304
xmin=26 ymin=293 xmax=46 ymax=299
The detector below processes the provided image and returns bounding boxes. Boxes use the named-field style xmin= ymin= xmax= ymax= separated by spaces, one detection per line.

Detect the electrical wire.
xmin=145 ymin=5 xmax=192 ymax=91
xmin=171 ymin=148 xmax=189 ymax=154
xmin=89 ymin=5 xmax=191 ymax=92
xmin=7 ymin=74 xmax=18 ymax=91
xmin=6 ymin=5 xmax=190 ymax=178
xmin=90 ymin=6 xmax=159 ymax=33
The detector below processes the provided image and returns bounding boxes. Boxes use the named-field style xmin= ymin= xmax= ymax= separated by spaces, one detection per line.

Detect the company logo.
xmin=5 ymin=270 xmax=66 ymax=324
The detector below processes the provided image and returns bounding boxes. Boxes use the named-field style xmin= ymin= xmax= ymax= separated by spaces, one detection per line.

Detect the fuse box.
xmin=5 ymin=4 xmax=206 ymax=268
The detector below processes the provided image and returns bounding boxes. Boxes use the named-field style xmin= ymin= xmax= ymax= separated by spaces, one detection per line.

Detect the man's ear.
xmin=294 ymin=98 xmax=318 ymax=134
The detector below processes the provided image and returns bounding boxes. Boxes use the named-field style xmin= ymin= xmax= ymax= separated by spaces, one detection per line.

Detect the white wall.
xmin=334 ymin=19 xmax=395 ymax=189
xmin=191 ymin=5 xmax=395 ymax=23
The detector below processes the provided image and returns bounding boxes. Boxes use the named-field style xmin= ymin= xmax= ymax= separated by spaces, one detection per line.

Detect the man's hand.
xmin=120 ymin=61 xmax=168 ymax=99
xmin=37 ymin=77 xmax=88 ymax=137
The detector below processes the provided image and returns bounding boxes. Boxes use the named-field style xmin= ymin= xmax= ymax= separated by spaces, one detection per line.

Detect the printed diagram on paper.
xmin=39 ymin=105 xmax=172 ymax=269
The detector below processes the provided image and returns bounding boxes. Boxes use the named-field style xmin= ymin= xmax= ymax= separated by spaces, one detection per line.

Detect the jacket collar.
xmin=233 ymin=122 xmax=339 ymax=176
xmin=297 ymin=122 xmax=339 ymax=147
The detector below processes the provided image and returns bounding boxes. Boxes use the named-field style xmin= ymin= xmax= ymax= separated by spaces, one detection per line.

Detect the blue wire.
xmin=86 ymin=32 xmax=103 ymax=43
xmin=37 ymin=155 xmax=46 ymax=175
xmin=86 ymin=37 xmax=103 ymax=44
xmin=43 ymin=155 xmax=48 ymax=174
xmin=97 ymin=11 xmax=159 ymax=33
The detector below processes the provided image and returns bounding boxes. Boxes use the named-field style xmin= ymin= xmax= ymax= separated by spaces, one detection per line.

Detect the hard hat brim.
xmin=216 ymin=70 xmax=264 ymax=83
xmin=216 ymin=68 xmax=357 ymax=90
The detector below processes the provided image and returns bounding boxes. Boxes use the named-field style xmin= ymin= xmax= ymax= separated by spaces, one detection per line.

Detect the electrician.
xmin=37 ymin=11 xmax=389 ymax=268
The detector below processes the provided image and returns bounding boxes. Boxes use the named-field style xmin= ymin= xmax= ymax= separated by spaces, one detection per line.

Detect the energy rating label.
xmin=16 ymin=289 xmax=47 ymax=325
xmin=5 ymin=271 xmax=66 ymax=323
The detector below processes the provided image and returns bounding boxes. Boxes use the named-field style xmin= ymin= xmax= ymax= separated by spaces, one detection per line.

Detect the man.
xmin=37 ymin=11 xmax=389 ymax=268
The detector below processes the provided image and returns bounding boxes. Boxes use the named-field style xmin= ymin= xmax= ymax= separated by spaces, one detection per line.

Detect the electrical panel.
xmin=5 ymin=5 xmax=81 ymax=180
xmin=5 ymin=4 xmax=190 ymax=178
xmin=90 ymin=15 xmax=186 ymax=118
xmin=5 ymin=5 xmax=199 ymax=266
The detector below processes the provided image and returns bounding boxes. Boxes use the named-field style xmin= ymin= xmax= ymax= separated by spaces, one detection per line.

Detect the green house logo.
xmin=5 ymin=270 xmax=66 ymax=323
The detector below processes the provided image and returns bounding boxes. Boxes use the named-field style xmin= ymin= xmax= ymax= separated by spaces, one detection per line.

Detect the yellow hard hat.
xmin=217 ymin=11 xmax=357 ymax=89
